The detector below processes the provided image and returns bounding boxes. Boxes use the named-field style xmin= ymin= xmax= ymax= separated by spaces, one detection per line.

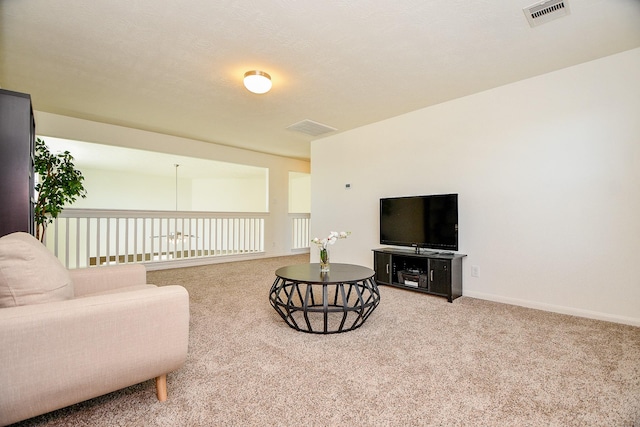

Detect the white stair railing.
xmin=46 ymin=209 xmax=266 ymax=269
xmin=291 ymin=213 xmax=310 ymax=250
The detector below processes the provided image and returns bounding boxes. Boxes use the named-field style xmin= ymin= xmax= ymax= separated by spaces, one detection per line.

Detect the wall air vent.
xmin=524 ymin=0 xmax=570 ymax=27
xmin=286 ymin=119 xmax=337 ymax=137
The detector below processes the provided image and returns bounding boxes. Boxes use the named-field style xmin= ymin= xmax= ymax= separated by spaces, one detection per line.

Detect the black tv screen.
xmin=380 ymin=194 xmax=458 ymax=251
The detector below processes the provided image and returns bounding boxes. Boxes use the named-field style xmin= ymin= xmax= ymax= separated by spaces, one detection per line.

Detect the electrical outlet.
xmin=471 ymin=265 xmax=480 ymax=278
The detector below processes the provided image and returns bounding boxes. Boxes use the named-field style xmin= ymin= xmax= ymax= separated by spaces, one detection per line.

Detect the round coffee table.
xmin=269 ymin=263 xmax=380 ymax=334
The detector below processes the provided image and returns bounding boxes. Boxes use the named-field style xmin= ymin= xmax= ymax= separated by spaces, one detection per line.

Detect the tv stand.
xmin=372 ymin=248 xmax=466 ymax=302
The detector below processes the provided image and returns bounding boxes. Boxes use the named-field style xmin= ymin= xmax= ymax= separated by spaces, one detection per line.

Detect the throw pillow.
xmin=0 ymin=232 xmax=74 ymax=308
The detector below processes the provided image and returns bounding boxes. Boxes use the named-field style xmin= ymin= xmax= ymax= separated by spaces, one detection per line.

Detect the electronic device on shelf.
xmin=379 ymin=193 xmax=458 ymax=253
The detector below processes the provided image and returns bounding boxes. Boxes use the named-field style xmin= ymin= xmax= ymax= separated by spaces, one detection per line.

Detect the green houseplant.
xmin=34 ymin=137 xmax=87 ymax=242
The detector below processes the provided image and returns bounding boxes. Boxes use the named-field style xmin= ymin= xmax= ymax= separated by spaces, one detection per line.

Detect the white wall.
xmin=289 ymin=172 xmax=311 ymax=213
xmin=191 ymin=177 xmax=266 ymax=212
xmin=311 ymin=48 xmax=640 ymax=326
xmin=65 ymin=168 xmax=268 ymax=212
xmin=35 ymin=112 xmax=310 ymax=256
xmin=71 ymin=167 xmax=192 ymax=211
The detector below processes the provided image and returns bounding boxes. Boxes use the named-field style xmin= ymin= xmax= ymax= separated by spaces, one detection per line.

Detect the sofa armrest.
xmin=0 ymin=285 xmax=189 ymax=426
xmin=70 ymin=263 xmax=147 ymax=297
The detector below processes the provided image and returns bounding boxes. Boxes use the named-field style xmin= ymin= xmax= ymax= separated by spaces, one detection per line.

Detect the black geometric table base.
xmin=269 ymin=264 xmax=380 ymax=334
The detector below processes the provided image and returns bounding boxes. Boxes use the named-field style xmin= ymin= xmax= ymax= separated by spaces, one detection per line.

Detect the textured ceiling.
xmin=1 ymin=0 xmax=639 ymax=160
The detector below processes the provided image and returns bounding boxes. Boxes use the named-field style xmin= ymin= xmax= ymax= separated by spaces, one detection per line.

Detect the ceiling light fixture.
xmin=243 ymin=70 xmax=272 ymax=94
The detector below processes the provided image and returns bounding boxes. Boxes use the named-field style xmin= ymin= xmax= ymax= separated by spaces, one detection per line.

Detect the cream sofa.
xmin=0 ymin=232 xmax=190 ymax=426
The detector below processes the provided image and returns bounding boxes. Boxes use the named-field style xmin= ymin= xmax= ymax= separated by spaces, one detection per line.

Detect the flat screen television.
xmin=380 ymin=194 xmax=458 ymax=252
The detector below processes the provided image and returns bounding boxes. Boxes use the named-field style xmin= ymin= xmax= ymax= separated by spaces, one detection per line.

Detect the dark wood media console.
xmin=372 ymin=248 xmax=466 ymax=302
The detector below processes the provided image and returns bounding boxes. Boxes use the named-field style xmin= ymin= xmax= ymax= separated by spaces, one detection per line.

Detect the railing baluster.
xmin=106 ymin=218 xmax=111 ymax=265
xmin=64 ymin=217 xmax=70 ymax=268
xmin=115 ymin=217 xmax=119 ymax=265
xmin=124 ymin=218 xmax=128 ymax=264
xmin=141 ymin=218 xmax=144 ymax=262
xmin=196 ymin=218 xmax=201 ymax=257
xmin=53 ymin=218 xmax=59 ymax=260
xmin=96 ymin=218 xmax=101 ymax=266
xmin=75 ymin=218 xmax=80 ymax=269
xmin=208 ymin=218 xmax=212 ymax=256
xmin=85 ymin=218 xmax=91 ymax=268
xmin=133 ymin=218 xmax=137 ymax=264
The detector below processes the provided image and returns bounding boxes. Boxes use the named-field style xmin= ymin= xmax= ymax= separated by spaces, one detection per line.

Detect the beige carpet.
xmin=12 ymin=255 xmax=640 ymax=426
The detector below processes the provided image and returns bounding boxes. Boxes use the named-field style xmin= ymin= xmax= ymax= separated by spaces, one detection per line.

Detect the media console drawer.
xmin=372 ymin=248 xmax=466 ymax=303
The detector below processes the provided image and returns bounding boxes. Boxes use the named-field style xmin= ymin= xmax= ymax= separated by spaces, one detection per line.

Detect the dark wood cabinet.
xmin=372 ymin=248 xmax=466 ymax=302
xmin=428 ymin=259 xmax=451 ymax=296
xmin=374 ymin=251 xmax=392 ymax=284
xmin=0 ymin=89 xmax=35 ymax=237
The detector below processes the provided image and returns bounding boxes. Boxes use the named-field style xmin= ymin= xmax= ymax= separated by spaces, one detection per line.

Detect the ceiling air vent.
xmin=286 ymin=119 xmax=337 ymax=137
xmin=524 ymin=0 xmax=570 ymax=27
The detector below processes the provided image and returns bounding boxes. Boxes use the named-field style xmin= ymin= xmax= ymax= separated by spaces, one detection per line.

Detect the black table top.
xmin=275 ymin=263 xmax=375 ymax=284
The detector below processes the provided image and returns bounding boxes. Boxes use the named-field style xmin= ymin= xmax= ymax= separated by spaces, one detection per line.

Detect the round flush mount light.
xmin=243 ymin=70 xmax=272 ymax=94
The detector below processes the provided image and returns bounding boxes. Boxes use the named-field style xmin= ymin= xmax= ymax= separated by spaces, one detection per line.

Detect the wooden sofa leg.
xmin=156 ymin=374 xmax=167 ymax=401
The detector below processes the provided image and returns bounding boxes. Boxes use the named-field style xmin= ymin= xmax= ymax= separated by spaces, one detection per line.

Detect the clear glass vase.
xmin=319 ymin=247 xmax=330 ymax=272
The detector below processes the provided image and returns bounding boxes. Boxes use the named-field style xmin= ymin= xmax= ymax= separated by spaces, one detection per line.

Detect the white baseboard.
xmin=463 ymin=290 xmax=640 ymax=327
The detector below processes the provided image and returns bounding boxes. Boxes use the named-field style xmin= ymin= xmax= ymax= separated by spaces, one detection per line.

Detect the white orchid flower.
xmin=311 ymin=231 xmax=351 ymax=249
